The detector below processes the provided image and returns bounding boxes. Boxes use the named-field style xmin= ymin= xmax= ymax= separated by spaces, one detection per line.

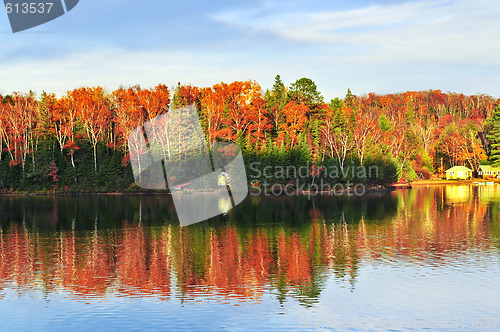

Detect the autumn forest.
xmin=0 ymin=75 xmax=499 ymax=192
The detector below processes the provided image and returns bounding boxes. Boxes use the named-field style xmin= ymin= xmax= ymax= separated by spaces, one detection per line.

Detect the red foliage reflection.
xmin=0 ymin=187 xmax=498 ymax=302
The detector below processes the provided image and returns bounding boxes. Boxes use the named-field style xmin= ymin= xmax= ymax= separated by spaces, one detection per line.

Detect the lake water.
xmin=0 ymin=186 xmax=499 ymax=331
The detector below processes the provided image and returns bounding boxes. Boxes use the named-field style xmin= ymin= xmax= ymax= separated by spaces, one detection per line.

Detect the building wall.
xmin=446 ymin=171 xmax=471 ymax=180
xmin=479 ymin=171 xmax=500 ymax=179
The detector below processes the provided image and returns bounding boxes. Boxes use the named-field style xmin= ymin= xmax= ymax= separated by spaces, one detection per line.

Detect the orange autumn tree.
xmin=198 ymin=81 xmax=263 ymax=144
xmin=111 ymin=87 xmax=146 ymax=162
xmin=53 ymin=93 xmax=79 ymax=154
xmin=70 ymin=87 xmax=112 ymax=171
xmin=136 ymin=84 xmax=170 ymax=121
xmin=437 ymin=118 xmax=486 ymax=169
xmin=279 ymin=101 xmax=309 ymax=147
xmin=0 ymin=93 xmax=37 ymax=169
xmin=223 ymin=81 xmax=270 ymax=146
xmin=199 ymin=85 xmax=226 ymax=142
xmin=172 ymin=83 xmax=200 ymax=109
xmin=220 ymin=81 xmax=254 ymax=141
xmin=247 ymin=93 xmax=271 ymax=147
xmin=352 ymin=112 xmax=378 ymax=165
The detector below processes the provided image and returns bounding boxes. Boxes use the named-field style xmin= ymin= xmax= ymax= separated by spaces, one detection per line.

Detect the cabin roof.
xmin=478 ymin=165 xmax=500 ymax=172
xmin=445 ymin=166 xmax=473 ymax=173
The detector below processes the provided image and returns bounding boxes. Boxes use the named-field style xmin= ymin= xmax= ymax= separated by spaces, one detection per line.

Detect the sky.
xmin=0 ymin=0 xmax=499 ymax=101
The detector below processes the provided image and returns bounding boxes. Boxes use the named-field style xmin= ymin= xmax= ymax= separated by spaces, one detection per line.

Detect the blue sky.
xmin=1 ymin=0 xmax=499 ymax=100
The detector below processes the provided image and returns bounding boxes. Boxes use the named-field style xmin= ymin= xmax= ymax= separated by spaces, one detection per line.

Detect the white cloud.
xmin=211 ymin=0 xmax=500 ymax=66
xmin=0 ymin=47 xmax=287 ymax=96
xmin=1 ymin=0 xmax=499 ymax=100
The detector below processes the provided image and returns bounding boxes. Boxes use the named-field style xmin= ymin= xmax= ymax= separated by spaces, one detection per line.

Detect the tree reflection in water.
xmin=0 ymin=185 xmax=499 ymax=305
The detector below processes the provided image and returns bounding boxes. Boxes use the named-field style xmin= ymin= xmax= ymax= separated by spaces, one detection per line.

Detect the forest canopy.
xmin=0 ymin=75 xmax=498 ymax=192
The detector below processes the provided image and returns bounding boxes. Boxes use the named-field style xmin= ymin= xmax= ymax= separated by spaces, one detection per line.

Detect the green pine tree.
xmin=289 ymin=77 xmax=324 ymax=108
xmin=329 ymin=97 xmax=343 ymax=112
xmin=487 ymin=105 xmax=500 ymax=166
xmin=378 ymin=114 xmax=392 ymax=132
xmin=345 ymin=88 xmax=355 ymax=109
xmin=406 ymin=98 xmax=416 ymax=123
xmin=36 ymin=92 xmax=54 ymax=138
xmin=265 ymin=75 xmax=288 ymax=136
xmin=333 ymin=106 xmax=348 ymax=131
xmin=349 ymin=110 xmax=357 ymax=130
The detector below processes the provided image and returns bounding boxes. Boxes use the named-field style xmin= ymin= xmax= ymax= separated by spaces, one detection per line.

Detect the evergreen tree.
xmin=298 ymin=131 xmax=311 ymax=163
xmin=265 ymin=75 xmax=288 ymax=135
xmin=171 ymin=83 xmax=184 ymax=109
xmin=332 ymin=105 xmax=348 ymax=131
xmin=288 ymin=77 xmax=323 ymax=108
xmin=36 ymin=91 xmax=54 ymax=138
xmin=236 ymin=131 xmax=246 ymax=151
xmin=344 ymin=89 xmax=355 ymax=109
xmin=378 ymin=114 xmax=392 ymax=132
xmin=487 ymin=105 xmax=500 ymax=166
xmin=278 ymin=141 xmax=287 ymax=164
xmin=271 ymin=75 xmax=286 ymax=102
xmin=406 ymin=98 xmax=415 ymax=123
xmin=329 ymin=98 xmax=343 ymax=112
xmin=310 ymin=119 xmax=321 ymax=161
xmin=349 ymin=110 xmax=357 ymax=130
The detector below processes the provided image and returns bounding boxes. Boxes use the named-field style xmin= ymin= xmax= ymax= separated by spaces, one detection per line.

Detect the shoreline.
xmin=0 ymin=191 xmax=171 ymax=197
xmin=0 ymin=185 xmax=393 ymax=197
xmin=0 ymin=180 xmax=497 ymax=197
xmin=405 ymin=179 xmax=500 ymax=186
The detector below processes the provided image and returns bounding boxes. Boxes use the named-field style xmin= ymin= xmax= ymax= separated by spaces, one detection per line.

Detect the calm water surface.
xmin=0 ymin=186 xmax=499 ymax=331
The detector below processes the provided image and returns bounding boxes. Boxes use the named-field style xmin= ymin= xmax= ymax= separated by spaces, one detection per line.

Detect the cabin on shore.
xmin=477 ymin=165 xmax=500 ymax=179
xmin=445 ymin=166 xmax=473 ymax=180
